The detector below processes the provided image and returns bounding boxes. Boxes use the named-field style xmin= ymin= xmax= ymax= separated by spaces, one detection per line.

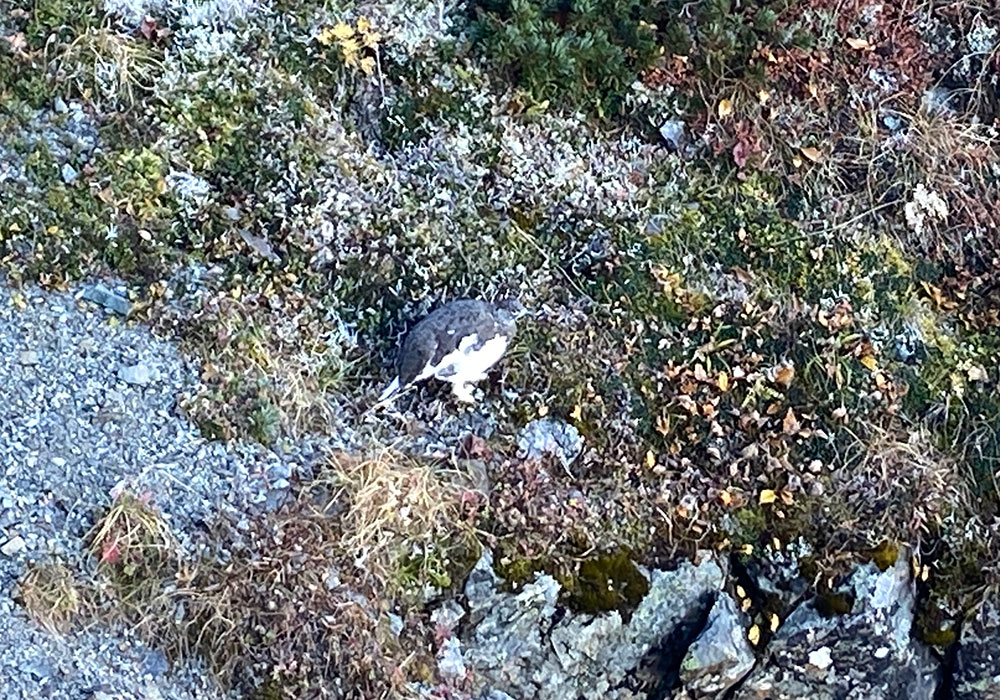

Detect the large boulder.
xmin=732 ymin=551 xmax=940 ymax=700
xmin=454 ymin=550 xmax=726 ymax=700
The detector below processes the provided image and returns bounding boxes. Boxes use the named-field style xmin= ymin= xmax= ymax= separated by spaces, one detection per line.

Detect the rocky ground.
xmin=1 ymin=0 xmax=1000 ymax=698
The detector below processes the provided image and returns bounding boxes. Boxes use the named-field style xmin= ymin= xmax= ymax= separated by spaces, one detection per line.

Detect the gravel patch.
xmin=0 ymin=600 xmax=221 ymax=700
xmin=0 ymin=278 xmax=347 ymax=698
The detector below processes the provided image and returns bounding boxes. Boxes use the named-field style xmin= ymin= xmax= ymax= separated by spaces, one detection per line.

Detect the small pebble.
xmin=61 ymin=163 xmax=79 ymax=184
xmin=119 ymin=363 xmax=156 ymax=386
xmin=18 ymin=350 xmax=39 ymax=366
xmin=81 ymin=284 xmax=132 ymax=316
xmin=1 ymin=536 xmax=26 ymax=557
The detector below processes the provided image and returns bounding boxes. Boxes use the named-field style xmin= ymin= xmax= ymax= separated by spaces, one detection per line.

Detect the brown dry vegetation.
xmin=74 ymin=451 xmax=479 ymax=697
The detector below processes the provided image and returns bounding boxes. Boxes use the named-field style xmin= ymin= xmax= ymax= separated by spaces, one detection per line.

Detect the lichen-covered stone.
xmin=517 ymin=418 xmax=584 ymax=468
xmin=732 ymin=551 xmax=940 ymax=700
xmin=460 ymin=551 xmax=725 ymax=700
xmin=954 ymin=600 xmax=1000 ymax=699
xmin=678 ymin=593 xmax=755 ymax=698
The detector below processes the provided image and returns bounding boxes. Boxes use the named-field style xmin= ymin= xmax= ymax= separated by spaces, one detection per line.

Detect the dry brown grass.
xmin=322 ymin=450 xmax=482 ymax=595
xmin=85 ymin=490 xmax=179 ymax=625
xmin=878 ymin=105 xmax=999 ymax=262
xmin=61 ymin=25 xmax=163 ymax=108
xmin=846 ymin=427 xmax=971 ymax=547
xmin=17 ymin=562 xmax=84 ymax=634
xmin=82 ymin=451 xmax=479 ymax=698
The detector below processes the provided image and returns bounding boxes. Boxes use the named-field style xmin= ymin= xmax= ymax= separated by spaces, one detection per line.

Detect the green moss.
xmin=732 ymin=507 xmax=768 ymax=545
xmin=866 ymin=540 xmax=899 ymax=572
xmin=496 ymin=549 xmax=650 ymax=615
xmin=566 ymin=549 xmax=650 ymax=615
xmin=814 ymin=591 xmax=853 ymax=617
xmin=915 ymin=605 xmax=958 ymax=647
xmin=252 ymin=679 xmax=284 ymax=700
xmin=468 ymin=0 xmax=660 ymax=118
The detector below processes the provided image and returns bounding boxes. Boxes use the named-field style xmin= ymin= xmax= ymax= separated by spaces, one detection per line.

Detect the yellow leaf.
xmin=775 ymin=364 xmax=795 ymax=387
xmin=748 ymin=624 xmax=761 ymax=645
xmin=741 ymin=597 xmax=752 ymax=612
xmin=757 ymin=89 xmax=770 ymax=104
xmin=645 ymin=450 xmax=656 ymax=468
xmin=720 ymin=489 xmax=733 ymax=506
xmin=740 ymin=544 xmax=754 ymax=555
xmin=759 ymin=489 xmax=777 ymax=505
xmin=718 ymin=371 xmax=730 ymax=391
xmin=800 ymin=146 xmax=823 ymax=163
xmin=717 ymin=98 xmax=734 ymax=119
xmin=356 ymin=16 xmax=371 ymax=33
xmin=360 ymin=56 xmax=376 ymax=75
xmin=11 ymin=292 xmax=26 ymax=311
xmin=736 ymin=585 xmax=746 ymax=599
xmin=362 ymin=30 xmax=382 ymax=49
xmin=769 ymin=613 xmax=780 ymax=632
xmin=316 ymin=27 xmax=336 ymax=45
xmin=339 ymin=36 xmax=361 ymax=55
xmin=331 ymin=21 xmax=355 ymax=40
xmin=570 ymin=404 xmax=583 ymax=421
xmin=846 ymin=37 xmax=871 ymax=50
xmin=537 ymin=404 xmax=549 ymax=418
xmin=860 ymin=355 xmax=878 ymax=371
xmin=779 ymin=490 xmax=794 ymax=505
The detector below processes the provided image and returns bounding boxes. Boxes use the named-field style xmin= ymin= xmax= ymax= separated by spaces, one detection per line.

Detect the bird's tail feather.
xmin=378 ymin=377 xmax=401 ymax=402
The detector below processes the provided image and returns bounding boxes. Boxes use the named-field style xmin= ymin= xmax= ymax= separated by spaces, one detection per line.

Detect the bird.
xmin=378 ymin=297 xmax=525 ymax=405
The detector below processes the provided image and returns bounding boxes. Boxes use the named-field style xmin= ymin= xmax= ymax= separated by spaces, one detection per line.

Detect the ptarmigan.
xmin=378 ymin=298 xmax=523 ymax=404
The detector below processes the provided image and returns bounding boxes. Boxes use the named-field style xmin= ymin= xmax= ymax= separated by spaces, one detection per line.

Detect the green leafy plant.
xmin=468 ymin=0 xmax=660 ymax=117
xmin=467 ymin=0 xmax=812 ymax=118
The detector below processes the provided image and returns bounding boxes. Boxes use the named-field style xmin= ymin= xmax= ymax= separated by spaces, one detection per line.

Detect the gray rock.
xmin=387 ymin=612 xmax=404 ymax=637
xmin=431 ymin=599 xmax=466 ymax=633
xmin=732 ymin=550 xmax=940 ymax=700
xmin=954 ymin=600 xmax=1000 ymax=699
xmin=1 ymin=536 xmax=26 ymax=557
xmin=239 ymin=229 xmax=281 ymax=263
xmin=19 ymin=350 xmax=39 ymax=366
xmin=465 ymin=549 xmax=500 ymax=610
xmin=462 ymin=552 xmax=725 ymax=700
xmin=61 ymin=163 xmax=78 ymax=184
xmin=679 ymin=593 xmax=755 ymax=697
xmin=438 ymin=637 xmax=467 ymax=679
xmin=142 ymin=649 xmax=169 ymax=678
xmin=517 ymin=418 xmax=584 ymax=468
xmin=53 ymin=97 xmax=69 ymax=113
xmin=893 ymin=325 xmax=925 ymax=364
xmin=118 ymin=363 xmax=157 ymax=386
xmin=81 ymin=284 xmax=132 ymax=316
xmin=659 ymin=119 xmax=686 ymax=150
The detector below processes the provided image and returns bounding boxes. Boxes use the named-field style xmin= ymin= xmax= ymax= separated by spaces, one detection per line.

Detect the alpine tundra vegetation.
xmin=1 ymin=0 xmax=999 ymax=698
